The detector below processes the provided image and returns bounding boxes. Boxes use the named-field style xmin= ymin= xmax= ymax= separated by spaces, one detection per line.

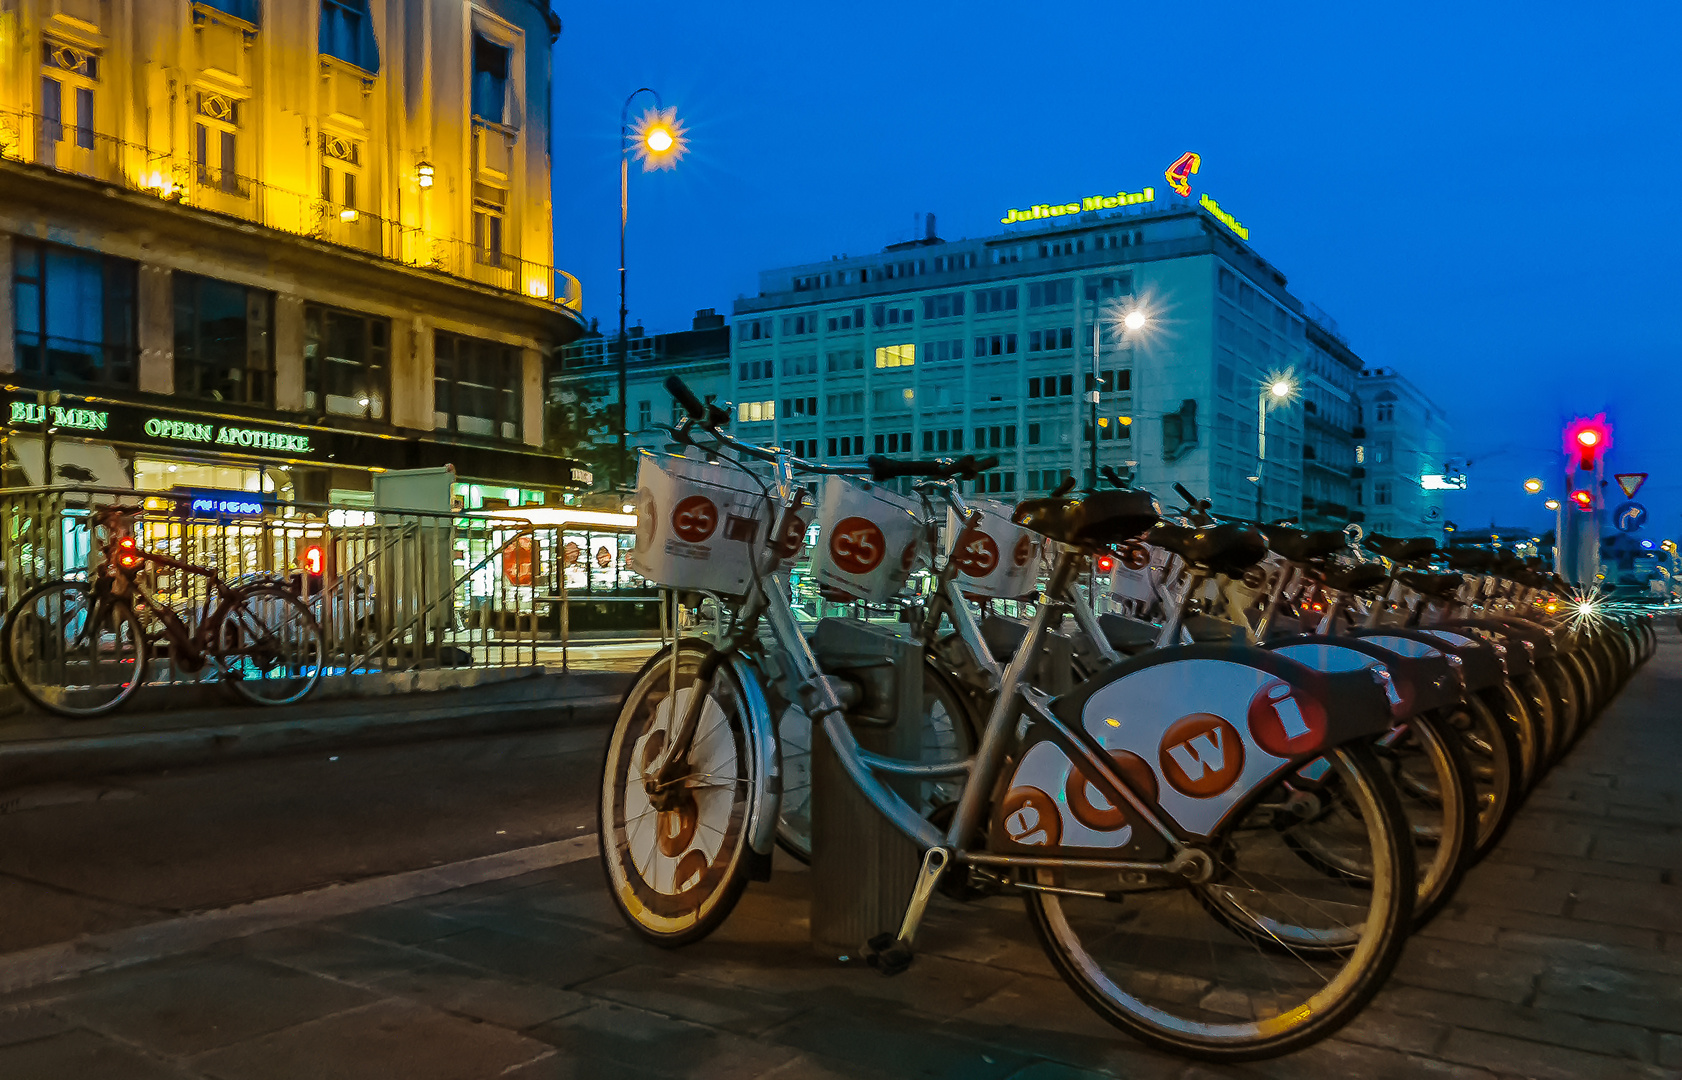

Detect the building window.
xmin=303 ymin=304 xmax=388 ymax=420
xmin=1373 ymin=480 xmax=1392 ymax=506
xmin=637 ymin=400 xmax=652 ymax=429
xmin=321 ymin=0 xmax=381 ymax=73
xmin=973 ymin=287 xmax=1018 ymax=314
xmin=435 ymin=331 xmax=520 ymax=440
xmin=1027 ymin=279 xmax=1074 ymax=308
xmin=921 ymin=292 xmax=965 ymax=320
xmin=825 ymin=307 xmax=865 ymax=332
xmin=174 ymin=272 xmax=273 ymax=405
xmin=11 ymin=239 xmax=137 ymax=389
xmin=780 ymin=313 xmax=819 ymax=336
xmin=875 ymin=343 xmax=915 ymax=369
xmin=472 ymin=188 xmax=507 ymax=267
xmin=320 ymin=132 xmax=362 ymax=212
xmin=1085 ymin=273 xmax=1133 ymax=302
xmin=1028 ymin=328 xmax=1073 ymax=352
xmin=974 ymin=334 xmax=1017 ymax=357
xmin=195 ymin=92 xmax=245 ymax=195
xmin=471 ymin=34 xmax=510 ymax=124
xmin=737 ymin=318 xmax=772 ymax=342
xmin=871 ymin=304 xmax=916 ymax=327
xmin=737 ymin=400 xmax=774 ymax=423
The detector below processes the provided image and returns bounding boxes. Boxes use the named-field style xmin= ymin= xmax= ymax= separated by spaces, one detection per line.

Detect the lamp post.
xmin=1083 ymin=301 xmax=1147 ymax=488
xmin=1255 ymin=376 xmax=1296 ymax=522
xmin=616 ymin=89 xmax=685 ymax=490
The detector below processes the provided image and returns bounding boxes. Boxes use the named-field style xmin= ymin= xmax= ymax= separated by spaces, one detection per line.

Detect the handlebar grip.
xmin=1173 ymin=482 xmax=1200 ymax=507
xmin=1051 ymin=476 xmax=1077 ymax=498
xmin=867 ymin=455 xmax=950 ymax=480
xmin=970 ymin=455 xmax=1000 ymax=474
xmin=664 ymin=376 xmax=708 ymax=422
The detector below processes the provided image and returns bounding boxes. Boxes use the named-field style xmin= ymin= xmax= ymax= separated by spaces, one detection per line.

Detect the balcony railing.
xmin=0 ymin=109 xmax=582 ymax=315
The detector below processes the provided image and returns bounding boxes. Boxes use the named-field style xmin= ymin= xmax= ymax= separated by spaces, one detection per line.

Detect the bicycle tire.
xmin=1026 ymin=744 xmax=1414 ymax=1060
xmin=216 ymin=584 xmax=326 ymax=706
xmin=600 ymin=639 xmax=759 ymax=947
xmin=3 ymin=579 xmax=149 ymax=718
xmin=1460 ymin=692 xmax=1523 ymax=856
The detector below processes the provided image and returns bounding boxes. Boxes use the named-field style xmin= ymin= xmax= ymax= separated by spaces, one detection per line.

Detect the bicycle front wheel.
xmin=215 ymin=584 xmax=326 ymax=706
xmin=3 ymin=580 xmax=149 ymax=718
xmin=1026 ymin=744 xmax=1414 ymax=1061
xmin=600 ymin=641 xmax=759 ymax=947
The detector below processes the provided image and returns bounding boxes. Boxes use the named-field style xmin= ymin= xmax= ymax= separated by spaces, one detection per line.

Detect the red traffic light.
xmin=1570 ymin=489 xmax=1594 ymax=511
xmin=1095 ymin=555 xmax=1116 ymax=574
xmin=303 ymin=545 xmax=325 ymax=575
xmin=1563 ymin=415 xmax=1612 ymax=471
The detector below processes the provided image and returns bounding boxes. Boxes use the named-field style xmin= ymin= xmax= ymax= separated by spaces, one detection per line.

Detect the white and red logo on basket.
xmin=671 ymin=495 xmax=719 ymax=543
xmin=1247 ymin=681 xmax=1327 ymax=757
xmin=954 ymin=532 xmax=999 ymax=576
xmin=828 ymin=517 xmax=886 ymax=575
xmin=1013 ymin=534 xmax=1037 ymax=568
xmin=1158 ymin=713 xmax=1245 ymax=798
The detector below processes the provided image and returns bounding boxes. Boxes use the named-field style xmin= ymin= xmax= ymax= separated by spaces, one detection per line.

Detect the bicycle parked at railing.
xmin=600 ymin=377 xmax=1417 ymax=1061
xmin=2 ymin=505 xmax=326 ymax=717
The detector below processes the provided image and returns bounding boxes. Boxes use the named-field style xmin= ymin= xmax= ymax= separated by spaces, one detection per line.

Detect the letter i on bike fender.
xmin=992 ymin=643 xmax=1392 ymax=847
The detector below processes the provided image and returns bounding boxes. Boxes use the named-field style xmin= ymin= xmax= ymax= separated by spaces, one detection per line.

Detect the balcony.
xmin=0 ymin=108 xmax=582 ymax=315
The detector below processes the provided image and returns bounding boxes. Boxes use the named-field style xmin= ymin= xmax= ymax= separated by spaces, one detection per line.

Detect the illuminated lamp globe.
xmin=1523 ymin=477 xmax=1543 ymax=493
xmin=1123 ymin=310 xmax=1146 ymax=331
xmin=1544 ymin=499 xmax=1560 ymax=510
xmin=1576 ymin=428 xmax=1600 ymax=448
xmin=645 ymin=127 xmax=674 ymax=153
xmin=1269 ymin=379 xmax=1293 ymax=399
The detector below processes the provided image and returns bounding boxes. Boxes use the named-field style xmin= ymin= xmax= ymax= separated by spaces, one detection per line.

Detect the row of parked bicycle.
xmin=598 ymin=376 xmax=1655 ymax=1061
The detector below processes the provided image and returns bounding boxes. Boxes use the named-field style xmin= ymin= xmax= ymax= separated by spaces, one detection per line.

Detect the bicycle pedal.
xmin=863 ymin=932 xmax=914 ymax=977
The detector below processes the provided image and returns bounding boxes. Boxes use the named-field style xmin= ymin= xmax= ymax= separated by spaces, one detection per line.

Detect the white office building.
xmin=1355 ymin=366 xmax=1455 ymax=538
xmin=730 ymin=198 xmax=1362 ymax=521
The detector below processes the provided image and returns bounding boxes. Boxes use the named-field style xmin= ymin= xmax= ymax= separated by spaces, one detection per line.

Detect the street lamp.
xmin=1523 ymin=477 xmax=1543 ymax=494
xmin=1256 ymin=374 xmax=1298 ymax=521
xmin=616 ymin=90 xmax=688 ymax=490
xmin=1087 ymin=303 xmax=1149 ymax=487
xmin=1544 ymin=499 xmax=1561 ymax=510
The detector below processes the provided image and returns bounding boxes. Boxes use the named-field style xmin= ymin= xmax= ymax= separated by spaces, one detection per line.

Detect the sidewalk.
xmin=0 ymin=633 xmax=1679 ymax=1079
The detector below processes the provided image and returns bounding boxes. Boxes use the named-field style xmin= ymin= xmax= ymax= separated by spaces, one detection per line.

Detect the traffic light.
xmin=1563 ymin=415 xmax=1612 ymax=472
xmin=298 ymin=540 xmax=332 ymax=597
xmin=1570 ymin=488 xmax=1594 ymax=511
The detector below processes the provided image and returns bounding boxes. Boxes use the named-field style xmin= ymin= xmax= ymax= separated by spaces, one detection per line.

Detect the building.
xmin=729 ymin=199 xmax=1364 ymax=524
xmin=1355 ymin=366 xmax=1454 ymax=538
xmin=548 ymin=309 xmax=731 ymax=489
xmin=1299 ymin=310 xmax=1362 ymax=531
xmin=0 ymin=0 xmax=589 ymax=509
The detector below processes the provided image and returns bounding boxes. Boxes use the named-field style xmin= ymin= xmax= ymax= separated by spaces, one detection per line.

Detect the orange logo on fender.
xmin=1001 ymin=787 xmax=1061 ymax=847
xmin=1247 ymin=681 xmax=1327 ymax=758
xmin=955 ymin=532 xmax=999 ymax=577
xmin=670 ymin=495 xmax=718 ymax=543
xmin=829 ymin=516 xmax=886 ymax=575
xmin=1158 ymin=713 xmax=1244 ymax=798
xmin=1013 ymin=534 xmax=1036 ymax=568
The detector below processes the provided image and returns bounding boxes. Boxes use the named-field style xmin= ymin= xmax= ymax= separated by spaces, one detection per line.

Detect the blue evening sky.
xmin=551 ymin=1 xmax=1682 ymax=536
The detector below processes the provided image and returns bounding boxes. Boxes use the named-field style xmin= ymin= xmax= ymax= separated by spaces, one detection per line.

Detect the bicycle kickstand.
xmin=865 ymin=846 xmax=950 ymax=977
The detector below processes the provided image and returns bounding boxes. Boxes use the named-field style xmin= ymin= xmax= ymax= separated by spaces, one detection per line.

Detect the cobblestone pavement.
xmin=1 ymin=631 xmax=1679 ymax=1079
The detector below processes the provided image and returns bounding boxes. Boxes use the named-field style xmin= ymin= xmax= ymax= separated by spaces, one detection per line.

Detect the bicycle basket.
xmin=947 ymin=500 xmax=1044 ymax=600
xmin=807 ymin=476 xmax=926 ymax=603
xmin=627 ymin=452 xmax=781 ymax=599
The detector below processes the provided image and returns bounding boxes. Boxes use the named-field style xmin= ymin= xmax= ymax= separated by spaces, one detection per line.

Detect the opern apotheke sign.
xmin=6 ymin=396 xmax=319 ymax=457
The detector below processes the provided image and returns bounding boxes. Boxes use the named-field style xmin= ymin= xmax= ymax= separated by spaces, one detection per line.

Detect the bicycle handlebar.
xmin=866 ymin=454 xmax=997 ymax=481
xmin=664 ymin=375 xmax=731 ymax=429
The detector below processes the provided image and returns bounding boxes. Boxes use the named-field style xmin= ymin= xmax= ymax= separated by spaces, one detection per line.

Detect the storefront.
xmin=1 ymin=389 xmax=593 ymax=506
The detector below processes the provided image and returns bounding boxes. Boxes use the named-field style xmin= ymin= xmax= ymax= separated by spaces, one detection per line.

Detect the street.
xmin=0 ymin=633 xmax=1677 ymax=1078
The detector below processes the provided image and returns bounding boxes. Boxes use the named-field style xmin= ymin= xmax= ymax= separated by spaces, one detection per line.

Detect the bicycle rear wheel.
xmin=215 ymin=584 xmax=326 ymax=705
xmin=1026 ymin=744 xmax=1414 ymax=1060
xmin=3 ymin=580 xmax=149 ymax=718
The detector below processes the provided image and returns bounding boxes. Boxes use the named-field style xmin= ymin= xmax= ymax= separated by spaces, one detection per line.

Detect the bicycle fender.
xmin=1047 ymin=644 xmax=1392 ymax=840
xmin=1265 ymin=634 xmax=1461 ymax=716
xmin=1351 ymin=626 xmax=1506 ymax=694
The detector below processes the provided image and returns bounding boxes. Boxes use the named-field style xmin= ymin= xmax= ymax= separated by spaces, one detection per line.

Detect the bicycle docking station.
xmin=807 ymin=617 xmax=926 ymax=960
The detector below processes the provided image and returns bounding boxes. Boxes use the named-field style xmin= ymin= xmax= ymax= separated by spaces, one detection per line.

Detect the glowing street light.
xmin=1544 ymin=498 xmax=1561 ymax=510
xmin=1524 ymin=477 xmax=1544 ymax=494
xmin=1123 ymin=309 xmax=1147 ymax=332
xmin=1269 ymin=378 xmax=1293 ymax=399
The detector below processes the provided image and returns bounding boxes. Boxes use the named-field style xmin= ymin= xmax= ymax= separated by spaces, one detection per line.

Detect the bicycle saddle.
xmin=1317 ymin=561 xmax=1391 ymax=595
xmin=1366 ymin=534 xmax=1436 ymax=563
xmin=1011 ymin=489 xmax=1161 ymax=548
xmin=1147 ymin=521 xmax=1267 ymax=574
xmin=1396 ymin=569 xmax=1465 ymax=599
xmin=1262 ymin=526 xmax=1346 ymax=563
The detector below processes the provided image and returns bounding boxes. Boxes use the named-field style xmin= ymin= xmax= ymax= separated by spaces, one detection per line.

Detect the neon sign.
xmin=190 ymin=497 xmax=265 ymax=516
xmin=1199 ymin=194 xmax=1249 ymax=240
xmin=9 ymin=401 xmax=110 ymax=430
xmin=144 ymin=417 xmax=313 ymax=454
xmin=1001 ymin=187 xmax=1154 ymax=224
xmin=1165 ymin=152 xmax=1201 ymax=197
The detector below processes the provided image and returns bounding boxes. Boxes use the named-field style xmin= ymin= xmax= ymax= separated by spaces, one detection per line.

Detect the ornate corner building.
xmin=0 ymin=0 xmax=590 ymax=506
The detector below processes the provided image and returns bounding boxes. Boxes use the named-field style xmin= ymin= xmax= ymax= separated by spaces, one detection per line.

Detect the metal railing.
xmin=0 ymin=109 xmax=583 ymax=313
xmin=0 ymin=487 xmax=646 ymax=687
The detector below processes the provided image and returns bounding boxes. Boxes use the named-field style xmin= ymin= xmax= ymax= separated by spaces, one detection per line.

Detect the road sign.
xmin=1615 ymin=473 xmax=1648 ymax=498
xmin=1614 ymin=501 xmax=1647 ymax=532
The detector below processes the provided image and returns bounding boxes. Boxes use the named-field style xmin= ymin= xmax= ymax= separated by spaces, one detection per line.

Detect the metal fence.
xmin=0 ymin=487 xmax=632 ymax=686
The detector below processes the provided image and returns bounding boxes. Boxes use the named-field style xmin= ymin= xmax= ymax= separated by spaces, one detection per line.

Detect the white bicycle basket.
xmin=627 ymin=452 xmax=782 ymax=598
xmin=946 ymin=499 xmax=1044 ymax=600
xmin=807 ymin=476 xmax=926 ymax=603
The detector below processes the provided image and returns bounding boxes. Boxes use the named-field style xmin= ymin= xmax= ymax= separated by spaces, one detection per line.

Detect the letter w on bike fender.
xmin=1050 ymin=644 xmax=1394 ymax=839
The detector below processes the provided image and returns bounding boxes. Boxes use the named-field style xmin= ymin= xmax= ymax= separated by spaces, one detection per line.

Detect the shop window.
xmin=471 ymin=34 xmax=510 ymax=124
xmin=12 ymin=239 xmax=138 ymax=389
xmin=320 ymin=0 xmax=380 ymax=73
xmin=435 ymin=331 xmax=520 ymax=440
xmin=174 ymin=272 xmax=274 ymax=406
xmin=304 ymin=304 xmax=388 ymax=420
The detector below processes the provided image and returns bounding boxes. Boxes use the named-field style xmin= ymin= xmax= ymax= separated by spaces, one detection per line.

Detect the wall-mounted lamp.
xmin=339 ymin=208 xmax=359 ymax=222
xmin=416 ymin=161 xmax=435 ymax=189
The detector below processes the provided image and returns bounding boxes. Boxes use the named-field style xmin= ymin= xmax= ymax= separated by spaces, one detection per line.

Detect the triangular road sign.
xmin=1615 ymin=473 xmax=1647 ymax=498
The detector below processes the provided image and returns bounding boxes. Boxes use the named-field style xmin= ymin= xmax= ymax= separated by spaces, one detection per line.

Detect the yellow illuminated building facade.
xmin=0 ymin=0 xmax=588 ymax=504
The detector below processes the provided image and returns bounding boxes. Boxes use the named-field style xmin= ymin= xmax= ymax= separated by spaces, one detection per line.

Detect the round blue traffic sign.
xmin=1614 ymin=501 xmax=1647 ymax=532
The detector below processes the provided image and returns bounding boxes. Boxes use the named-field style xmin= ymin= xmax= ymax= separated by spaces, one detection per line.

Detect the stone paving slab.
xmin=0 ymin=631 xmax=1679 ymax=1078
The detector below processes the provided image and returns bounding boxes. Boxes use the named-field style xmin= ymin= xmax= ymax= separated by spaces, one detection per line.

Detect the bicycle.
xmin=600 ymin=377 xmax=1416 ymax=1061
xmin=2 ymin=505 xmax=327 ymax=717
